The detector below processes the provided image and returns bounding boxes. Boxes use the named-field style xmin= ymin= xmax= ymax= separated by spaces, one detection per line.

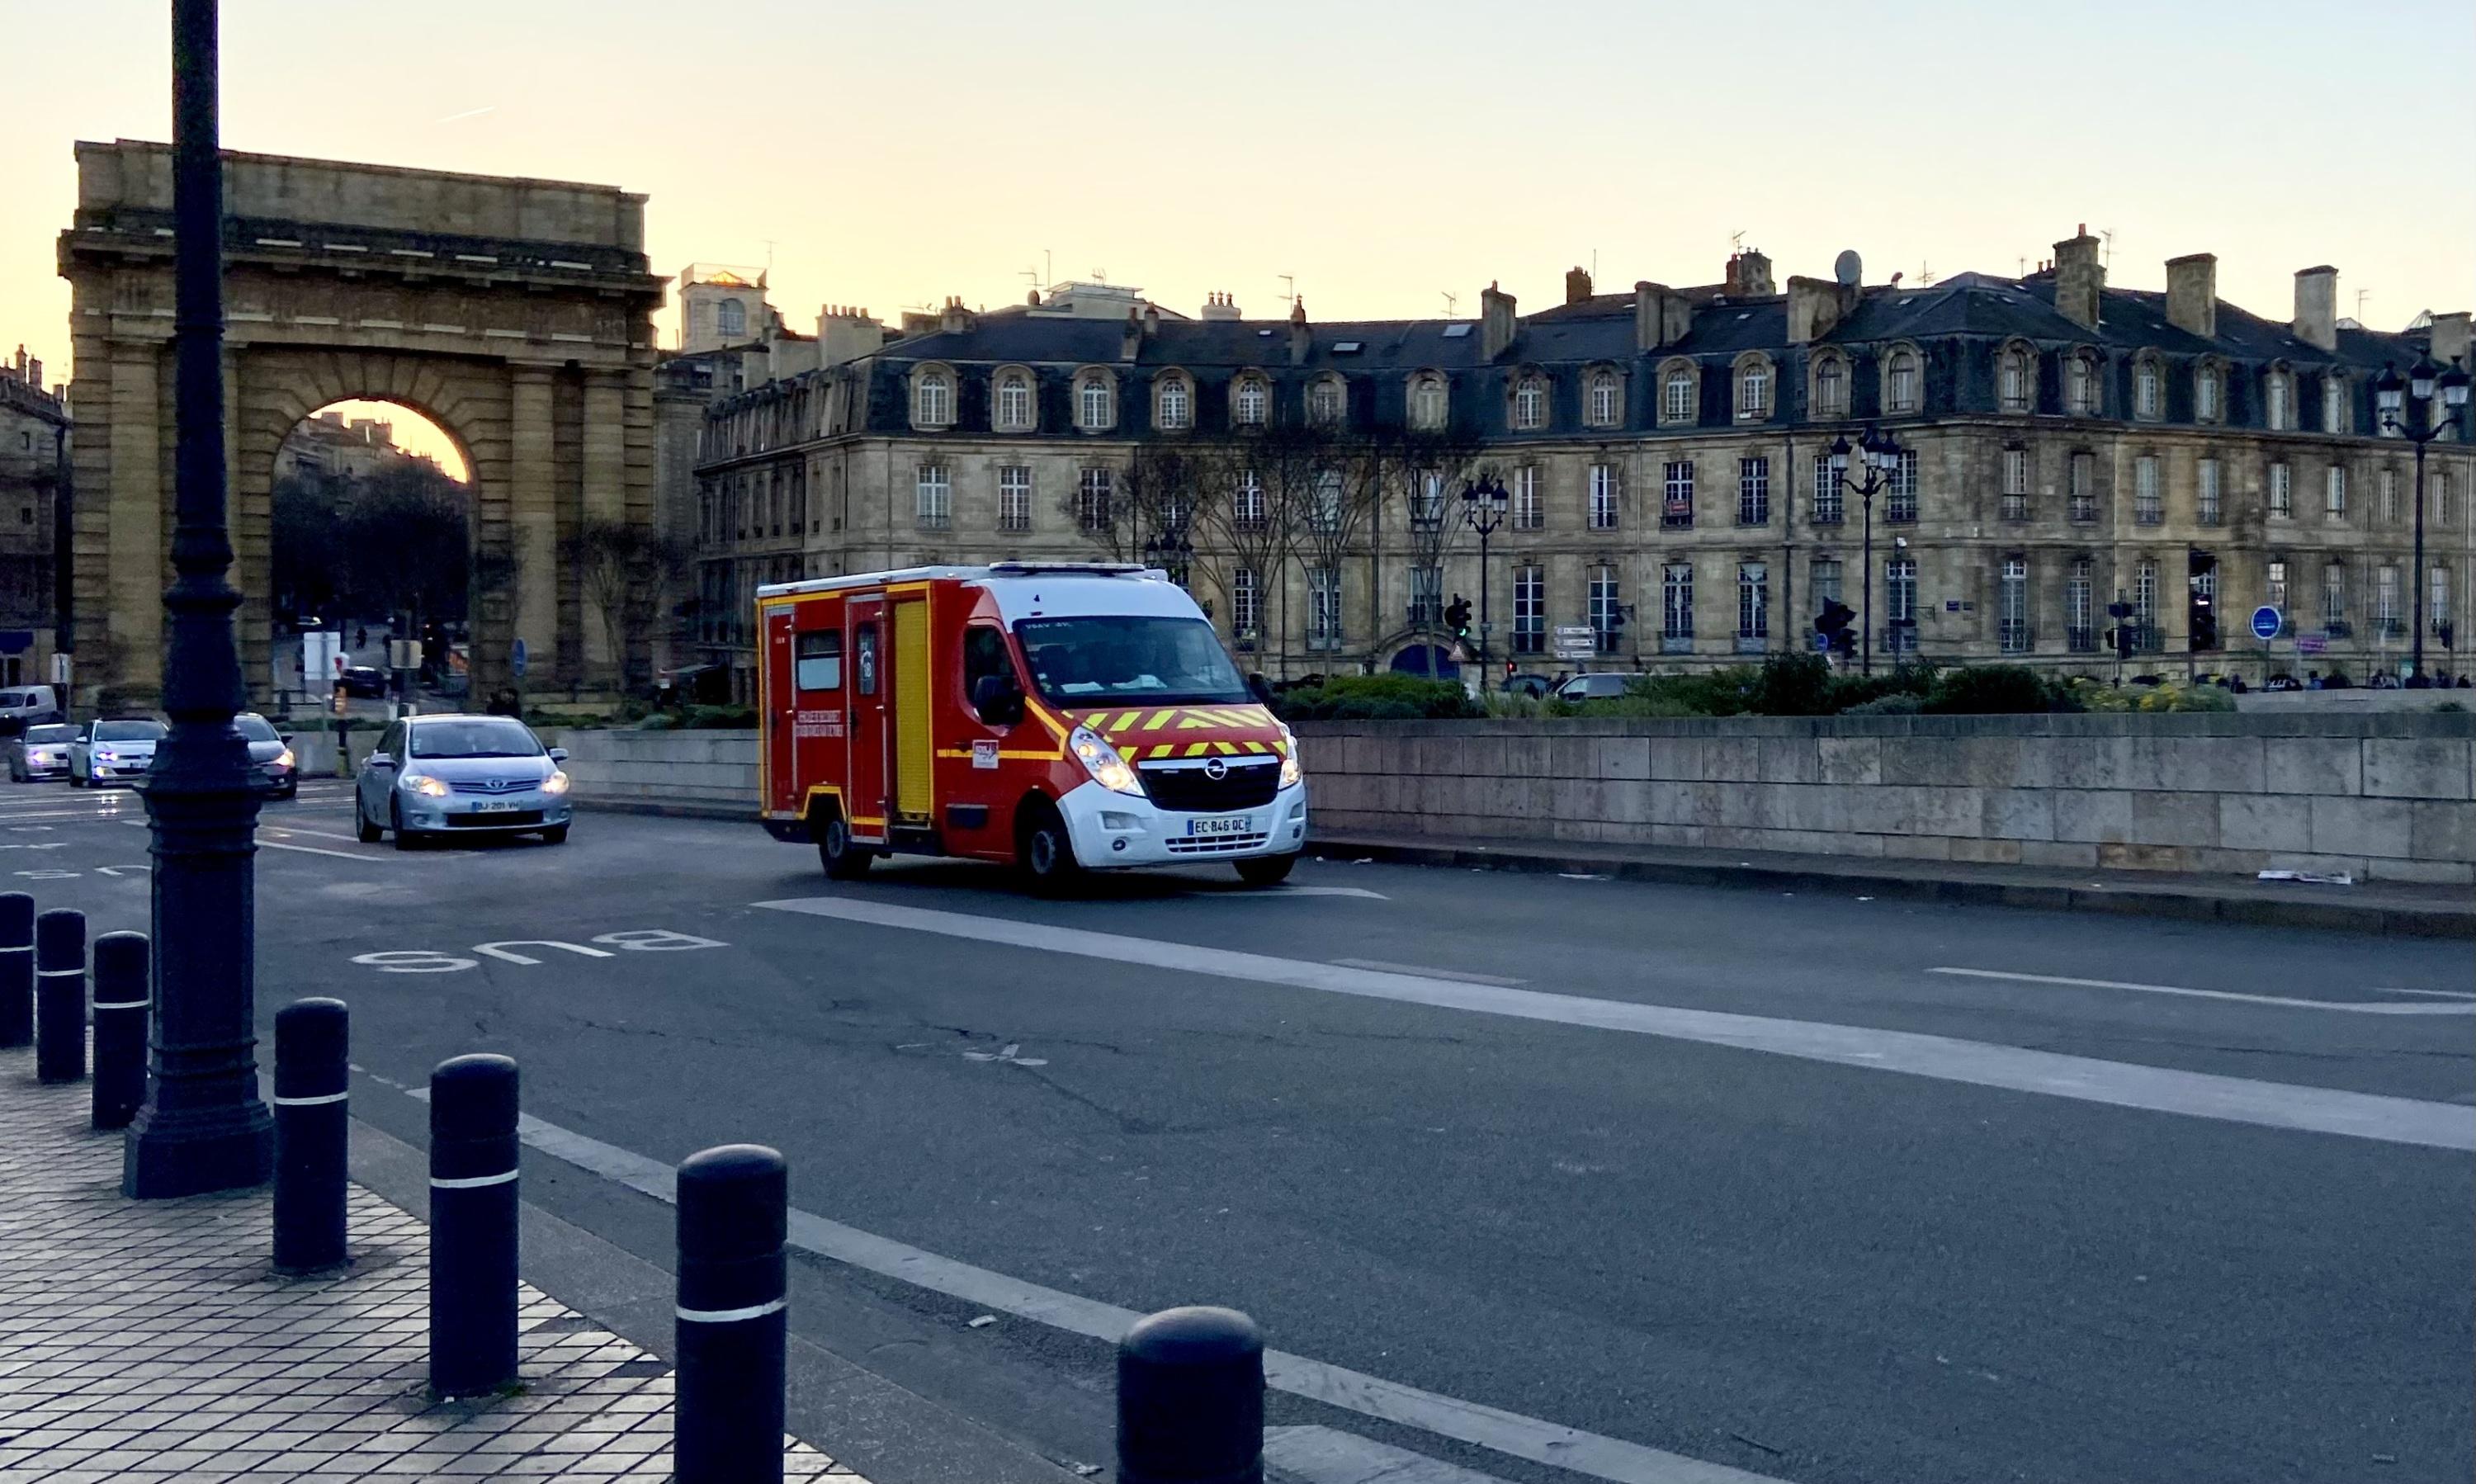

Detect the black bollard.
xmin=675 ymin=1144 xmax=788 ymax=1484
xmin=1118 ymin=1307 xmax=1265 ymax=1484
xmin=0 ymin=892 xmax=29 ymax=1049
xmin=429 ymin=1054 xmax=518 ymax=1397
xmin=33 ymin=908 xmax=85 ymax=1085
xmin=89 ymin=933 xmax=149 ymax=1131
xmin=273 ymin=998 xmax=350 ymax=1272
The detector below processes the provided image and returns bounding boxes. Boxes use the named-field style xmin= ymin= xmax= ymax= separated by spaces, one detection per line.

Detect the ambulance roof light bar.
xmin=985 ymin=561 xmax=1152 ymax=579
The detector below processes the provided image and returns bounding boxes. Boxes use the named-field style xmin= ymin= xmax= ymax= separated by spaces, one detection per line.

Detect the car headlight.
xmin=403 ymin=773 xmax=451 ymax=798
xmin=1278 ymin=725 xmax=1303 ymax=789
xmin=273 ymin=748 xmax=295 ymax=769
xmin=541 ymin=769 xmax=570 ymax=796
xmin=1067 ymin=725 xmax=1143 ymax=796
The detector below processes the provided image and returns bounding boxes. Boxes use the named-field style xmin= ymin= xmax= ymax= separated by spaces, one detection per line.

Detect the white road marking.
xmin=1930 ymin=966 xmax=2476 ymax=1016
xmin=1266 ymin=1425 xmax=1516 ymax=1484
xmin=754 ymin=896 xmax=2475 ymax=1151
xmin=262 ymin=825 xmax=371 ymax=845
xmin=260 ymin=839 xmax=383 ymax=863
xmin=1333 ymin=957 xmax=1527 ymax=988
xmin=449 ymin=1099 xmax=1786 ymax=1484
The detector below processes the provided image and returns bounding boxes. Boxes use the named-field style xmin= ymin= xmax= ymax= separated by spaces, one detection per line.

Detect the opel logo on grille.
xmin=1202 ymin=758 xmax=1228 ymax=781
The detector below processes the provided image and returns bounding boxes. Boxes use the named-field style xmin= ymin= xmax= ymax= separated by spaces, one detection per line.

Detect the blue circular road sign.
xmin=2250 ymin=606 xmax=2282 ymax=642
xmin=512 ymin=637 xmax=529 ymax=678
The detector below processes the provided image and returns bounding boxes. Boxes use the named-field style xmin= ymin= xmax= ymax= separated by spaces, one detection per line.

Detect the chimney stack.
xmin=1726 ymin=248 xmax=1774 ymax=298
xmin=1784 ymin=276 xmax=1850 ymax=344
xmin=2052 ymin=224 xmax=2103 ymax=331
xmin=2164 ymin=253 xmax=2217 ymax=339
xmin=1479 ymin=281 xmax=1518 ymax=362
xmin=1633 ymin=281 xmax=1687 ymax=352
xmin=2291 ymin=266 xmax=2338 ymax=352
xmin=1122 ymin=307 xmax=1144 ymax=362
xmin=2430 ymin=311 xmax=2472 ymax=376
xmin=1565 ymin=267 xmax=1594 ymax=305
xmin=938 ymin=295 xmax=973 ymax=335
xmin=1199 ymin=291 xmax=1241 ymax=321
xmin=1288 ymin=297 xmax=1311 ymax=365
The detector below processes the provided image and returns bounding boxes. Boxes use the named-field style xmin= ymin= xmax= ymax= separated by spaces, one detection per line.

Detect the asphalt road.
xmin=15 ymin=775 xmax=2472 ymax=1484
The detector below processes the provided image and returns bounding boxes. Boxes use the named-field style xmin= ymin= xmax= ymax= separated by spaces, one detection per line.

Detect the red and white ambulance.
xmin=754 ymin=563 xmax=1307 ymax=889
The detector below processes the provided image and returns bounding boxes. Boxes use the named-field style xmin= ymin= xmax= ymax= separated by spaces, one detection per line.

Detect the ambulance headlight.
xmin=1069 ymin=726 xmax=1144 ymax=796
xmin=1278 ymin=724 xmax=1303 ymax=789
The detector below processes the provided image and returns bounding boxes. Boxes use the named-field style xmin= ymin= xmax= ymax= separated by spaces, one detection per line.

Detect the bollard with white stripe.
xmin=0 ymin=892 xmax=29 ymax=1049
xmin=1118 ymin=1306 xmax=1265 ymax=1484
xmin=273 ymin=998 xmax=349 ymax=1272
xmin=675 ymin=1143 xmax=788 ymax=1484
xmin=429 ymin=1053 xmax=519 ymax=1397
xmin=33 ymin=908 xmax=86 ymax=1085
xmin=89 ymin=932 xmax=149 ymax=1132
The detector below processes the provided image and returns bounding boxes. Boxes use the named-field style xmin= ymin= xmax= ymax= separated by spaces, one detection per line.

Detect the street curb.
xmin=1306 ymin=837 xmax=2475 ymax=939
xmin=575 ymin=797 xmax=754 ymax=823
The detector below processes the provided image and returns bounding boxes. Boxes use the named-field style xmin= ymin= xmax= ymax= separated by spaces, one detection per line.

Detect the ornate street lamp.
xmin=2375 ymin=354 xmax=2474 ymax=683
xmin=125 ymin=0 xmax=275 ymax=1197
xmin=1141 ymin=530 xmax=1193 ymax=588
xmin=1827 ymin=425 xmax=1906 ymax=676
xmin=1461 ymin=474 xmax=1510 ymax=690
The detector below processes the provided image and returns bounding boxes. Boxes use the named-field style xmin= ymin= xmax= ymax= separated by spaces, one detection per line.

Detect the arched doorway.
xmin=267 ymin=399 xmax=474 ymax=709
xmin=1388 ymin=642 xmax=1459 ymax=681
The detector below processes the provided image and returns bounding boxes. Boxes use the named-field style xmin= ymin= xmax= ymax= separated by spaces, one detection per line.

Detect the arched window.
xmin=2195 ymin=362 xmax=2223 ymax=423
xmin=995 ymin=370 xmax=1033 ymax=432
xmin=1311 ymin=376 xmax=1346 ymax=428
xmin=1410 ymin=373 xmax=1448 ymax=430
xmin=1661 ymin=364 xmax=1697 ymax=424
xmin=2134 ymin=357 xmax=2162 ymax=419
xmin=1234 ymin=376 xmax=1267 ymax=428
xmin=716 ymin=298 xmax=746 ymax=339
xmin=1156 ymin=375 xmax=1192 ymax=431
xmin=2266 ymin=366 xmax=2293 ymax=431
xmin=2322 ymin=374 xmax=2348 ymax=435
xmin=1885 ymin=349 xmax=1920 ymax=414
xmin=1512 ymin=375 xmax=1546 ymax=430
xmin=2065 ymin=351 xmax=2099 ymax=417
xmin=913 ymin=368 xmax=952 ymax=428
xmin=1735 ymin=356 xmax=1772 ymax=421
xmin=1812 ymin=354 xmax=1847 ymax=418
xmin=1999 ymin=343 xmax=2032 ymax=413
xmin=1077 ymin=372 xmax=1114 ymax=431
xmin=1586 ymin=370 xmax=1620 ymax=428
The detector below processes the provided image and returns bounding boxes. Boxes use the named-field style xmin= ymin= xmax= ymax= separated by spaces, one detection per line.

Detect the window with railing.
xmin=2067 ymin=560 xmax=2095 ymax=650
xmin=1234 ymin=470 xmax=1264 ymax=530
xmin=2001 ymin=447 xmax=2029 ymax=521
xmin=1661 ymin=562 xmax=1694 ymax=650
xmin=2068 ymin=451 xmax=2096 ymax=522
xmin=2197 ymin=459 xmax=2222 ymax=526
xmin=1307 ymin=565 xmax=1343 ymax=650
xmin=2321 ymin=560 xmax=2347 ymax=631
xmin=1812 ymin=455 xmax=1842 ymax=524
xmin=1885 ymin=558 xmax=1917 ymax=650
xmin=1887 ymin=450 xmax=1919 ymax=522
xmin=1588 ymin=566 xmax=1623 ymax=652
xmin=2134 ymin=456 xmax=2162 ymax=525
xmin=1737 ymin=456 xmax=1770 ymax=526
xmin=1512 ymin=465 xmax=1543 ymax=530
xmin=2375 ymin=565 xmax=2402 ymax=637
xmin=1999 ymin=557 xmax=2029 ymax=652
xmin=998 ymin=466 xmax=1032 ymax=532
xmin=1589 ymin=464 xmax=1622 ymax=530
xmin=1513 ymin=565 xmax=1544 ymax=653
xmin=1409 ymin=565 xmax=1443 ymax=626
xmin=914 ymin=463 xmax=952 ymax=530
xmin=1231 ymin=567 xmax=1260 ymax=650
xmin=2269 ymin=461 xmax=2292 ymax=518
xmin=1076 ymin=467 xmax=1112 ymax=532
xmin=1737 ymin=562 xmax=1769 ymax=650
xmin=1662 ymin=461 xmax=1695 ymax=528
xmin=1409 ymin=471 xmax=1446 ymax=531
xmin=2326 ymin=465 xmax=2347 ymax=519
xmin=2133 ymin=560 xmax=2160 ymax=650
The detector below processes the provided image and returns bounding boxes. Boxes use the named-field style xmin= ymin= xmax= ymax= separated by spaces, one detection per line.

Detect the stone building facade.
xmin=0 ymin=347 xmax=68 ymax=688
xmin=690 ymin=233 xmax=2474 ymax=697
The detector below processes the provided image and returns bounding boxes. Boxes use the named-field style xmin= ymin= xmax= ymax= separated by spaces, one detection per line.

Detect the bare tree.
xmin=1381 ymin=428 xmax=1490 ymax=677
xmin=1184 ymin=435 xmax=1296 ymax=665
xmin=560 ymin=519 xmax=688 ymax=690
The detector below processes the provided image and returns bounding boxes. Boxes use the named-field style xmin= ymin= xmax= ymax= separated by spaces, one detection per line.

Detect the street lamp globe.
xmin=2408 ymin=353 xmax=2441 ymax=404
xmin=2374 ymin=362 xmax=2406 ymax=419
xmin=2441 ymin=356 xmax=2472 ymax=413
xmin=1826 ymin=434 xmax=1852 ymax=475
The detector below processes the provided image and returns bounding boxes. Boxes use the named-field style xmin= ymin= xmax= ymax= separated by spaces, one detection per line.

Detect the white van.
xmin=0 ymin=687 xmax=64 ymax=733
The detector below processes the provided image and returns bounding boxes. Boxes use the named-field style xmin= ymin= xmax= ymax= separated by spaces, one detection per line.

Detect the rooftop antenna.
xmin=1044 ymin=248 xmax=1053 ymax=291
xmin=2019 ymin=255 xmax=2028 ymax=276
xmin=1919 ymin=258 xmax=1934 ymax=286
xmin=1591 ymin=247 xmax=1599 ymax=281
xmin=1278 ymin=274 xmax=1297 ymax=310
xmin=1441 ymin=290 xmax=1459 ymax=317
xmin=762 ymin=239 xmax=777 ymax=283
xmin=2100 ymin=228 xmax=2115 ymax=270
xmin=2355 ymin=288 xmax=2372 ymax=322
xmin=1730 ymin=229 xmax=1746 ymax=253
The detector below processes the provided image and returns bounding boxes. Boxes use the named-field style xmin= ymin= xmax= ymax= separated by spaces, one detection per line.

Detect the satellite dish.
xmin=1834 ymin=250 xmax=1863 ymax=287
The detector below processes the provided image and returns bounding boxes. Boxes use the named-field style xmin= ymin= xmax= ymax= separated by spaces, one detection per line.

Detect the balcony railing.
xmin=2069 ymin=499 xmax=2097 ymax=522
xmin=2001 ymin=496 xmax=2029 ymax=522
xmin=2133 ymin=501 xmax=2162 ymax=526
xmin=1882 ymin=624 xmax=1919 ymax=653
xmin=2067 ymin=625 xmax=2096 ymax=652
xmin=1998 ymin=621 xmax=2032 ymax=653
xmin=1406 ymin=600 xmax=1443 ymax=627
xmin=1512 ymin=630 xmax=1545 ymax=655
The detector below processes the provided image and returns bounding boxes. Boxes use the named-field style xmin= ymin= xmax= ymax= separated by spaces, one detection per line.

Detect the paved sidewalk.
xmin=0 ymin=1067 xmax=864 ymax=1482
xmin=1309 ymin=828 xmax=2475 ymax=938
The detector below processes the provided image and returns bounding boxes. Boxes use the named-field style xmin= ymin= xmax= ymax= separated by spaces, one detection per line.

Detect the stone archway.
xmin=59 ymin=141 xmax=663 ymax=709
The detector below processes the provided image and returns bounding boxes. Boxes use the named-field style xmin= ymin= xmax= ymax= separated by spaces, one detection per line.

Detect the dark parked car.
xmin=1500 ymin=673 xmax=1554 ymax=699
xmin=338 ymin=666 xmax=390 ymax=698
xmin=236 ymin=712 xmax=298 ymax=800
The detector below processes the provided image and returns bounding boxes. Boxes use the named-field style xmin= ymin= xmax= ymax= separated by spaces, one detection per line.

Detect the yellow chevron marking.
xmin=1176 ymin=714 xmax=1217 ymax=729
xmin=1184 ymin=742 xmax=1212 ymax=758
xmin=1209 ymin=740 xmax=1236 ymax=755
xmin=1141 ymin=709 xmax=1174 ymax=730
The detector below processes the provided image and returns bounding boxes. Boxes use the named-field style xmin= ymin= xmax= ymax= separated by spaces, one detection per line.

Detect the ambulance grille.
xmin=1137 ymin=758 xmax=1281 ymax=812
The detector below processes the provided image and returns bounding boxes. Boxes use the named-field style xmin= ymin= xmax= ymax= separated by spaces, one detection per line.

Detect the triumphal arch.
xmin=59 ymin=140 xmax=664 ymax=707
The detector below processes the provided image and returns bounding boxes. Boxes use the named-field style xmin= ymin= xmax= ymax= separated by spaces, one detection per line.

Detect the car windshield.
xmin=408 ymin=718 xmax=544 ymax=759
xmin=24 ymin=725 xmax=71 ymax=744
xmin=235 ymin=716 xmax=280 ymax=742
xmin=1014 ymin=616 xmax=1252 ymax=706
xmin=96 ymin=721 xmax=166 ymax=742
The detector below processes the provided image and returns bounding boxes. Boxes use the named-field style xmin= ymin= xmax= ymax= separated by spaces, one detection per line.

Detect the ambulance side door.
xmin=943 ymin=618 xmax=1029 ymax=859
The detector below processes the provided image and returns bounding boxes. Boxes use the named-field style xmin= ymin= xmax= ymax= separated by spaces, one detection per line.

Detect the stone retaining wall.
xmin=1297 ymin=713 xmax=2475 ymax=886
xmin=556 ymin=728 xmax=758 ymax=810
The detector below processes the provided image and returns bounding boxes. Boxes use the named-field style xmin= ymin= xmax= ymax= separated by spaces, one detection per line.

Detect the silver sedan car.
xmin=353 ymin=713 xmax=572 ymax=849
xmin=7 ymin=722 xmax=76 ymax=782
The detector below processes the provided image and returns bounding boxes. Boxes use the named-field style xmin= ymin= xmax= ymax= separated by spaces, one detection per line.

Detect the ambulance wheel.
xmin=1016 ymin=799 xmax=1083 ymax=896
xmin=817 ymin=811 xmax=872 ymax=880
xmin=1235 ymin=853 xmax=1297 ymax=887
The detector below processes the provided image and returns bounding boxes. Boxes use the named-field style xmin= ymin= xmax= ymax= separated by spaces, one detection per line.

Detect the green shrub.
xmin=635 ymin=711 xmax=683 ymax=730
xmin=1270 ymin=673 xmax=1478 ymax=721
xmin=1923 ymin=664 xmax=2068 ymax=715
xmin=1746 ymin=654 xmax=1836 ymax=716
xmin=1840 ymin=693 xmax=1924 ymax=716
xmin=681 ymin=703 xmax=759 ymax=729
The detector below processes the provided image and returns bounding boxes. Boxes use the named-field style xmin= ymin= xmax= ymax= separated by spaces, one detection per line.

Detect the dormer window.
xmin=2195 ymin=362 xmax=2223 ymax=423
xmin=1156 ymin=374 xmax=1192 ymax=432
xmin=1586 ymin=370 xmax=1621 ymax=428
xmin=1885 ymin=349 xmax=1920 ymax=415
xmin=1999 ymin=344 xmax=2032 ymax=413
xmin=1661 ymin=363 xmax=1697 ymax=424
xmin=2134 ymin=357 xmax=2162 ymax=420
xmin=1812 ymin=354 xmax=1848 ymax=419
xmin=2065 ymin=351 xmax=2099 ymax=417
xmin=1234 ymin=376 xmax=1267 ymax=428
xmin=1310 ymin=376 xmax=1345 ymax=428
xmin=2266 ymin=366 xmax=2293 ymax=431
xmin=911 ymin=367 xmax=953 ymax=429
xmin=1513 ymin=375 xmax=1547 ymax=431
xmin=2322 ymin=373 xmax=2348 ymax=435
xmin=1410 ymin=373 xmax=1448 ymax=431
xmin=1734 ymin=355 xmax=1773 ymax=422
xmin=1075 ymin=371 xmax=1115 ymax=431
xmin=995 ymin=370 xmax=1033 ymax=432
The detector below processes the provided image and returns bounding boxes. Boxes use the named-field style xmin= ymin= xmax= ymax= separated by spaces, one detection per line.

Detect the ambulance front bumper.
xmin=1058 ymin=778 xmax=1308 ymax=868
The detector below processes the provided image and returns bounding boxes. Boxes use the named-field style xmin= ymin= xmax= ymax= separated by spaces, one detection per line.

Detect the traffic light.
xmin=1815 ymin=599 xmax=1856 ymax=656
xmin=1444 ymin=595 xmax=1472 ymax=640
xmin=1504 ymin=658 xmax=1517 ymax=680
xmin=2106 ymin=599 xmax=2137 ymax=659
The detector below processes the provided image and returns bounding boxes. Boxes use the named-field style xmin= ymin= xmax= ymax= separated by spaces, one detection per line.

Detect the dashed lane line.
xmin=753 ymin=895 xmax=2475 ymax=1151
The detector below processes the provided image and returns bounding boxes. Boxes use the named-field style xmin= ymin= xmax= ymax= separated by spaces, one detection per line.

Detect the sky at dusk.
xmin=3 ymin=0 xmax=2469 ymax=476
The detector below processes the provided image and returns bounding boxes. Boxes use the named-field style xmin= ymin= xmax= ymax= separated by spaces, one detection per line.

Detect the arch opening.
xmin=270 ymin=398 xmax=474 ymax=708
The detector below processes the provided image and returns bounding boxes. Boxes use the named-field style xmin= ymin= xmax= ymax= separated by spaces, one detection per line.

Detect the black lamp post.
xmin=2374 ymin=354 xmax=2473 ymax=683
xmin=1461 ymin=474 xmax=1509 ymax=690
xmin=1826 ymin=426 xmax=1905 ymax=676
xmin=125 ymin=0 xmax=274 ymax=1198
xmin=1141 ymin=529 xmax=1193 ymax=588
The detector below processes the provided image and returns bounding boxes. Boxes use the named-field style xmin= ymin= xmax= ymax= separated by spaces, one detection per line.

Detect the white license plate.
xmin=1188 ymin=815 xmax=1250 ymax=837
xmin=472 ymin=800 xmax=522 ymax=813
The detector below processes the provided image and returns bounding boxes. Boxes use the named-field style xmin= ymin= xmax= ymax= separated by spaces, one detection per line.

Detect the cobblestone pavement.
xmin=0 ymin=1065 xmax=864 ymax=1482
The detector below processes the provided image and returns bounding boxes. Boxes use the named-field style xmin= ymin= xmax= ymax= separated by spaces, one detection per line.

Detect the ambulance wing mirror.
xmin=1246 ymin=673 xmax=1275 ymax=707
xmin=971 ymin=673 xmax=1026 ymax=726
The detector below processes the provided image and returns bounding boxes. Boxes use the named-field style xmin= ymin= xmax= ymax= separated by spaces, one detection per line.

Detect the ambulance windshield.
xmin=1015 ymin=616 xmax=1254 ymax=706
